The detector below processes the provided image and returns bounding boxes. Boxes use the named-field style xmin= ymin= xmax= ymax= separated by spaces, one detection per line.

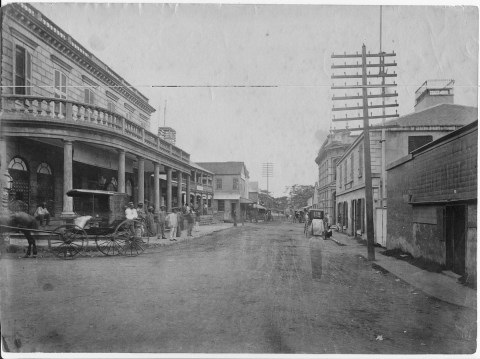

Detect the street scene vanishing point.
xmin=0 ymin=2 xmax=478 ymax=357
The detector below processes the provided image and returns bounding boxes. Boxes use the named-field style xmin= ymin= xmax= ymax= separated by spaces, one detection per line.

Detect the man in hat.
xmin=136 ymin=202 xmax=146 ymax=220
xmin=156 ymin=205 xmax=167 ymax=239
xmin=125 ymin=202 xmax=138 ymax=220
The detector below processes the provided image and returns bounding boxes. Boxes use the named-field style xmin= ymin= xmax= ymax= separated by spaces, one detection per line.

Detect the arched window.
xmin=8 ymin=157 xmax=28 ymax=171
xmin=37 ymin=162 xmax=52 ymax=175
xmin=8 ymin=156 xmax=30 ymax=211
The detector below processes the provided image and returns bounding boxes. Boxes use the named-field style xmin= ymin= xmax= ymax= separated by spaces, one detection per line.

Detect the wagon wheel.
xmin=95 ymin=233 xmax=124 ymax=256
xmin=50 ymin=225 xmax=86 ymax=259
xmin=114 ymin=220 xmax=145 ymax=257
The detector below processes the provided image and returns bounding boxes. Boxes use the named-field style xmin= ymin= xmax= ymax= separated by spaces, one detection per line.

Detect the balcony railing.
xmin=2 ymin=94 xmax=190 ymax=162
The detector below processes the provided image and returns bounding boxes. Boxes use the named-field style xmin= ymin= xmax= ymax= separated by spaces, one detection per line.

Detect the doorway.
xmin=445 ymin=205 xmax=466 ymax=275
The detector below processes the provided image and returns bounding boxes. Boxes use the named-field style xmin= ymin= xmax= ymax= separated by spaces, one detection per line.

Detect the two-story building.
xmin=335 ymin=82 xmax=477 ymax=245
xmin=314 ymin=130 xmax=358 ymax=225
xmin=0 ymin=3 xmax=213 ymax=220
xmin=196 ymin=162 xmax=250 ymax=222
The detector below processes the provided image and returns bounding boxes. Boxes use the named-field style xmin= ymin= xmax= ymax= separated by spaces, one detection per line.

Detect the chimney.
xmin=414 ymin=79 xmax=454 ymax=112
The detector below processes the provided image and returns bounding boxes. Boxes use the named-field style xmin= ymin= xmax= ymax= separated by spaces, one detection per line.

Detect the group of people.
xmin=124 ymin=201 xmax=201 ymax=241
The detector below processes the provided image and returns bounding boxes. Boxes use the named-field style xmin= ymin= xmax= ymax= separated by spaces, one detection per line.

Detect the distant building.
xmin=158 ymin=127 xmax=177 ymax=145
xmin=387 ymin=121 xmax=477 ymax=284
xmin=335 ymin=82 xmax=477 ymax=245
xmin=249 ymin=181 xmax=259 ymax=203
xmin=196 ymin=162 xmax=251 ymax=222
xmin=314 ymin=130 xmax=358 ymax=225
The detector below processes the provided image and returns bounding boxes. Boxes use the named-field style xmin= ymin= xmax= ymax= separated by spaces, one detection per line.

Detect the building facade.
xmin=386 ymin=121 xmax=477 ymax=283
xmin=314 ymin=130 xmax=357 ymax=225
xmin=335 ymin=100 xmax=477 ymax=245
xmin=196 ymin=162 xmax=250 ymax=222
xmin=0 ymin=3 xmax=213 ymax=220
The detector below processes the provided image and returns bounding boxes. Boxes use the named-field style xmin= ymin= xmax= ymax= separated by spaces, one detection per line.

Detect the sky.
xmin=30 ymin=2 xmax=478 ymax=197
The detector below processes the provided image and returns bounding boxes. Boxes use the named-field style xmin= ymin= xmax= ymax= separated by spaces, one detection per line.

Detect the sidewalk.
xmin=329 ymin=231 xmax=476 ymax=310
xmin=144 ymin=222 xmax=233 ymax=247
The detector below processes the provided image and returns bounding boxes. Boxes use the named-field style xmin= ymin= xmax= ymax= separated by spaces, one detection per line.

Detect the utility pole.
xmin=261 ymin=162 xmax=274 ymax=195
xmin=331 ymin=45 xmax=398 ymax=261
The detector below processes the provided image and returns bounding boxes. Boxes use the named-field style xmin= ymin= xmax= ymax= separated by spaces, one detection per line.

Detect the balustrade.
xmin=3 ymin=95 xmax=191 ymax=163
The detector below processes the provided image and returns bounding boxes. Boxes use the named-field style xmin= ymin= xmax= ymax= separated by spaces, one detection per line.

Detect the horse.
xmin=0 ymin=212 xmax=38 ymax=257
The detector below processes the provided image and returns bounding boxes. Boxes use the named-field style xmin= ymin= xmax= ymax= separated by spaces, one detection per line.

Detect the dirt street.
xmin=0 ymin=222 xmax=476 ymax=354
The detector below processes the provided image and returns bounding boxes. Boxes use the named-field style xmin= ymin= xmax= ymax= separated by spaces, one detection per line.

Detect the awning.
xmin=66 ymin=189 xmax=126 ymax=197
xmin=240 ymin=197 xmax=254 ymax=204
xmin=252 ymin=203 xmax=266 ymax=210
xmin=213 ymin=194 xmax=240 ymax=200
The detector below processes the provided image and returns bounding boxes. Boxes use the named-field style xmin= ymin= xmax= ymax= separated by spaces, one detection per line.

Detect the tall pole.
xmin=380 ymin=6 xmax=387 ymax=207
xmin=361 ymin=45 xmax=376 ymax=261
xmin=262 ymin=162 xmax=274 ymax=195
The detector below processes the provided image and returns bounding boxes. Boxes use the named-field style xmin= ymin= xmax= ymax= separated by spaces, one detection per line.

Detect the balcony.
xmin=2 ymin=95 xmax=190 ymax=163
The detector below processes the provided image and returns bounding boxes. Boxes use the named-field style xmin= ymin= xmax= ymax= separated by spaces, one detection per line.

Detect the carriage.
xmin=1 ymin=189 xmax=146 ymax=259
xmin=54 ymin=189 xmax=146 ymax=258
xmin=305 ymin=209 xmax=326 ymax=237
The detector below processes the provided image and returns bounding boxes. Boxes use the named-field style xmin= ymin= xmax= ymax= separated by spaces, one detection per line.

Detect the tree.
xmin=288 ymin=184 xmax=315 ymax=209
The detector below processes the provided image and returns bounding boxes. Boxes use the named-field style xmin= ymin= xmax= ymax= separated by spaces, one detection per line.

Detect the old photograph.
xmin=0 ymin=1 xmax=478 ymax=356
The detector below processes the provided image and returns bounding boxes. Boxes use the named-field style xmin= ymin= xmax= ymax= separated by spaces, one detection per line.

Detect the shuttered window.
xmin=14 ymin=45 xmax=32 ymax=95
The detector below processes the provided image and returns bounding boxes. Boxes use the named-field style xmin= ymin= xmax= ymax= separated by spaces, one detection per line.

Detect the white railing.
xmin=2 ymin=95 xmax=191 ymax=163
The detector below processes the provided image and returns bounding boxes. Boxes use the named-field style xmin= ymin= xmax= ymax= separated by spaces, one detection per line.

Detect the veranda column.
xmin=117 ymin=149 xmax=126 ymax=193
xmin=166 ymin=167 xmax=172 ymax=212
xmin=61 ymin=140 xmax=75 ymax=218
xmin=137 ymin=157 xmax=145 ymax=204
xmin=177 ymin=170 xmax=183 ymax=207
xmin=186 ymin=173 xmax=191 ymax=206
xmin=154 ymin=162 xmax=160 ymax=212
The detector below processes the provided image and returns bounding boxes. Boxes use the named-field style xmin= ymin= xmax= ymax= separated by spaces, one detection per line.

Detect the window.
xmin=14 ymin=45 xmax=32 ymax=95
xmin=54 ymin=69 xmax=67 ymax=115
xmin=344 ymin=161 xmax=347 ymax=186
xmin=350 ymin=153 xmax=354 ymax=181
xmin=107 ymin=101 xmax=116 ymax=113
xmin=408 ymin=136 xmax=433 ymax=153
xmin=37 ymin=162 xmax=52 ymax=175
xmin=125 ymin=110 xmax=133 ymax=121
xmin=217 ymin=200 xmax=225 ymax=211
xmin=358 ymin=144 xmax=363 ymax=178
xmin=339 ymin=163 xmax=342 ymax=187
xmin=216 ymin=178 xmax=222 ymax=190
xmin=233 ymin=178 xmax=239 ymax=190
xmin=9 ymin=157 xmax=28 ymax=171
xmin=332 ymin=158 xmax=337 ymax=180
xmin=84 ymin=88 xmax=95 ymax=105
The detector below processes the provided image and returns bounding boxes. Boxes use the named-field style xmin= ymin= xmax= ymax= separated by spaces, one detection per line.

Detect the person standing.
xmin=156 ymin=205 xmax=167 ymax=239
xmin=186 ymin=207 xmax=194 ymax=237
xmin=176 ymin=208 xmax=183 ymax=238
xmin=34 ymin=202 xmax=50 ymax=227
xmin=146 ymin=206 xmax=156 ymax=237
xmin=136 ymin=203 xmax=146 ymax=221
xmin=166 ymin=208 xmax=178 ymax=241
xmin=194 ymin=204 xmax=201 ymax=231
